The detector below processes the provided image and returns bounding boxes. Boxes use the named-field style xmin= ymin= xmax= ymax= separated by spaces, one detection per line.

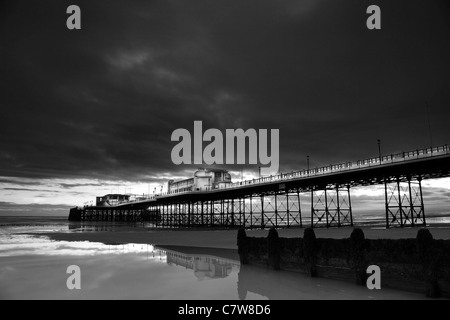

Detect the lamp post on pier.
xmin=307 ymin=155 xmax=310 ymax=176
xmin=377 ymin=139 xmax=382 ymax=164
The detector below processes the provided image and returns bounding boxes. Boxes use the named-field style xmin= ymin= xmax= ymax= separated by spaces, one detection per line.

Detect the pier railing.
xmin=115 ymin=144 xmax=449 ymax=204
xmin=227 ymin=144 xmax=449 ymax=189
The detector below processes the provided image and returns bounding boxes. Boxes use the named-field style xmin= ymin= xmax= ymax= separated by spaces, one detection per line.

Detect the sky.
xmin=0 ymin=0 xmax=449 ymax=215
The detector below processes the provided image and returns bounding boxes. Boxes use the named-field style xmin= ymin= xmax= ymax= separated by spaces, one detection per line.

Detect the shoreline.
xmin=12 ymin=225 xmax=450 ymax=299
xmin=29 ymin=225 xmax=450 ymax=250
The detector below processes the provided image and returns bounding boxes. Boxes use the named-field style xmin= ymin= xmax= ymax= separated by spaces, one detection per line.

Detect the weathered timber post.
xmin=237 ymin=266 xmax=248 ymax=300
xmin=267 ymin=227 xmax=280 ymax=270
xmin=417 ymin=229 xmax=440 ymax=298
xmin=350 ymin=228 xmax=367 ymax=285
xmin=237 ymin=228 xmax=248 ymax=265
xmin=303 ymin=227 xmax=317 ymax=277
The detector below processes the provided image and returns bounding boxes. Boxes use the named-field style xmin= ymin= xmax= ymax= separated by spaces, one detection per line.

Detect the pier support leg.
xmin=324 ymin=189 xmax=329 ymax=228
xmin=210 ymin=200 xmax=214 ymax=227
xmin=311 ymin=185 xmax=352 ymax=228
xmin=178 ymin=202 xmax=181 ymax=227
xmin=249 ymin=195 xmax=253 ymax=229
xmin=397 ymin=178 xmax=404 ymax=227
xmin=348 ymin=185 xmax=354 ymax=227
xmin=242 ymin=197 xmax=246 ymax=228
xmin=311 ymin=187 xmax=325 ymax=228
xmin=162 ymin=204 xmax=166 ymax=228
xmin=231 ymin=198 xmax=235 ymax=227
xmin=188 ymin=201 xmax=191 ymax=227
xmin=294 ymin=188 xmax=302 ymax=227
xmin=261 ymin=194 xmax=265 ymax=229
xmin=419 ymin=177 xmax=426 ymax=226
xmin=385 ymin=176 xmax=426 ymax=228
xmin=385 ymin=178 xmax=390 ymax=229
xmin=336 ymin=185 xmax=341 ymax=227
xmin=408 ymin=177 xmax=415 ymax=227
xmin=310 ymin=188 xmax=314 ymax=228
xmin=274 ymin=192 xmax=278 ymax=228
xmin=201 ymin=201 xmax=204 ymax=226
xmin=221 ymin=199 xmax=224 ymax=226
xmin=286 ymin=192 xmax=289 ymax=228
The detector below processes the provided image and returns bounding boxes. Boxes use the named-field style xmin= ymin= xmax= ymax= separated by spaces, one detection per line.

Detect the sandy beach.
xmin=2 ymin=222 xmax=446 ymax=300
xmin=33 ymin=226 xmax=450 ymax=250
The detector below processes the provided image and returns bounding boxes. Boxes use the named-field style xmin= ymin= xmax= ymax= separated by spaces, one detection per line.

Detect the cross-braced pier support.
xmin=311 ymin=184 xmax=353 ymax=228
xmin=149 ymin=190 xmax=302 ymax=229
xmin=80 ymin=208 xmax=147 ymax=222
xmin=384 ymin=176 xmax=426 ymax=228
xmin=246 ymin=191 xmax=301 ymax=229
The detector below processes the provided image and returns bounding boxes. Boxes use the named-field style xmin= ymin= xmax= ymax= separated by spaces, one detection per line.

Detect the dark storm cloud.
xmin=2 ymin=187 xmax=60 ymax=192
xmin=58 ymin=182 xmax=106 ymax=189
xmin=0 ymin=178 xmax=42 ymax=186
xmin=1 ymin=0 xmax=449 ymax=182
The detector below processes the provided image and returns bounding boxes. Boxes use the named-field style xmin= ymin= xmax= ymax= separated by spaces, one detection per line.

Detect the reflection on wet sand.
xmin=0 ymin=233 xmax=430 ymax=299
xmin=157 ymin=246 xmax=239 ymax=281
xmin=236 ymin=264 xmax=433 ymax=300
xmin=68 ymin=221 xmax=153 ymax=232
xmin=152 ymin=247 xmax=427 ymax=299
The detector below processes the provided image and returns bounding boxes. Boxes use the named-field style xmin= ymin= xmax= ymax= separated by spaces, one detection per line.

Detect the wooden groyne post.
xmin=350 ymin=228 xmax=367 ymax=285
xmin=417 ymin=229 xmax=440 ymax=298
xmin=237 ymin=228 xmax=248 ymax=265
xmin=303 ymin=228 xmax=317 ymax=277
xmin=267 ymin=227 xmax=280 ymax=270
xmin=237 ymin=227 xmax=450 ymax=298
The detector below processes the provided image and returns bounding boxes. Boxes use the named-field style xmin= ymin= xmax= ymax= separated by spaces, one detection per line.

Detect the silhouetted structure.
xmin=70 ymin=145 xmax=450 ymax=229
xmin=237 ymin=228 xmax=450 ymax=298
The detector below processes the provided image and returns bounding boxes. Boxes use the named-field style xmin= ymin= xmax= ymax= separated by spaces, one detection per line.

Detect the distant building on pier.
xmin=95 ymin=194 xmax=130 ymax=206
xmin=167 ymin=168 xmax=232 ymax=193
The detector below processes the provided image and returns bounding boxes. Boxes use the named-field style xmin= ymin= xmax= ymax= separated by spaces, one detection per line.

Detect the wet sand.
xmin=8 ymin=226 xmax=449 ymax=299
xmin=32 ymin=226 xmax=450 ymax=250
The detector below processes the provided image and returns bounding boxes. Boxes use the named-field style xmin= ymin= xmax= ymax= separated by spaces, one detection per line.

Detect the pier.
xmin=69 ymin=145 xmax=450 ymax=229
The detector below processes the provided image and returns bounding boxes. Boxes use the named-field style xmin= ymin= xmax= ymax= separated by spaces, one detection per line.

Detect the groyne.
xmin=237 ymin=227 xmax=450 ymax=298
